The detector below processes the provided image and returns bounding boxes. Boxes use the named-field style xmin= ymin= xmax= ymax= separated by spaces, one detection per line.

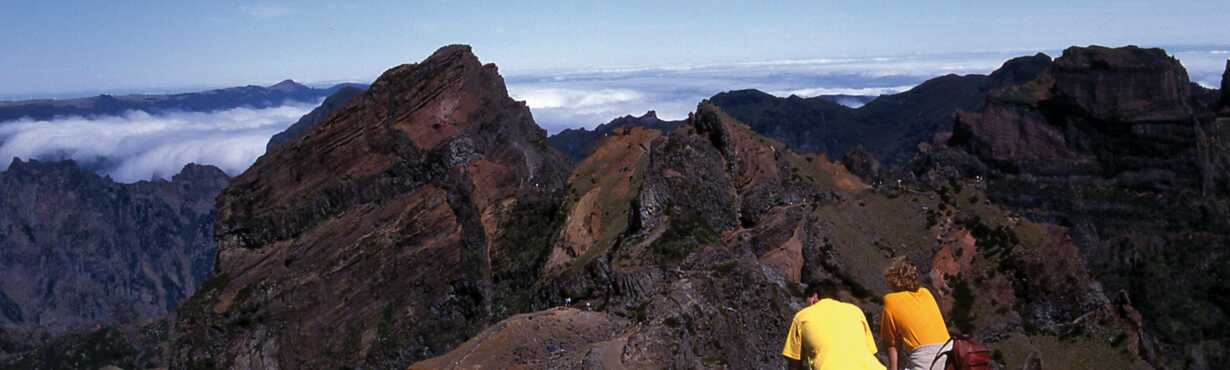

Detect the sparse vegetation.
xmin=649 ymin=209 xmax=719 ymax=264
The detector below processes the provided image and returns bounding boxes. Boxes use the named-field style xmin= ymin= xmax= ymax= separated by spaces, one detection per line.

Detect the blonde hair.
xmin=884 ymin=257 xmax=921 ymax=292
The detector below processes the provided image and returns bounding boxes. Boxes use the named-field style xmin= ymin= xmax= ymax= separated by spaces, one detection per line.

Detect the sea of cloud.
xmin=509 ymin=47 xmax=1230 ymax=134
xmin=0 ymin=102 xmax=316 ymax=183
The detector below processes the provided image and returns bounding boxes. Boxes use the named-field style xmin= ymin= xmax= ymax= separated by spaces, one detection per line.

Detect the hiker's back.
xmin=786 ymin=299 xmax=886 ymax=370
xmin=881 ymin=287 xmax=950 ymax=349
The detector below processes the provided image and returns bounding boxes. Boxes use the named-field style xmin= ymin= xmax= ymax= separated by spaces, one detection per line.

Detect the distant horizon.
xmin=3 ymin=42 xmax=1226 ymax=102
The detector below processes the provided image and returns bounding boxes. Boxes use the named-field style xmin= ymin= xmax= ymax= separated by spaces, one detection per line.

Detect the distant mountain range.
xmin=709 ymin=53 xmax=1223 ymax=167
xmin=707 ymin=53 xmax=1054 ymax=165
xmin=0 ymin=80 xmax=365 ymax=122
xmin=545 ymin=94 xmax=879 ymax=161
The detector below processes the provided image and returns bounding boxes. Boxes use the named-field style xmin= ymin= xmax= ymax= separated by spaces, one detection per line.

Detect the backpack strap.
xmin=929 ymin=338 xmax=956 ymax=370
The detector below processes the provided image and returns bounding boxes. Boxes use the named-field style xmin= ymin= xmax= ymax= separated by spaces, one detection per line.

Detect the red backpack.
xmin=929 ymin=334 xmax=993 ymax=370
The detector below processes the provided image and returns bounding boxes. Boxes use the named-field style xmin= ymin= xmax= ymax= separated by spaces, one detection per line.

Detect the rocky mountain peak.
xmin=170 ymin=162 xmax=228 ymax=183
xmin=268 ymin=79 xmax=309 ymax=92
xmin=174 ymin=44 xmax=569 ymax=369
xmin=1050 ymin=45 xmax=1192 ymax=122
xmin=987 ymin=52 xmax=1052 ymax=88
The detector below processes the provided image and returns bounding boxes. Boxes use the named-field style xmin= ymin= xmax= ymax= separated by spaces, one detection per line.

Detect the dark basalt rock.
xmin=840 ymin=146 xmax=882 ymax=182
xmin=945 ymin=45 xmax=1230 ymax=369
xmin=986 ymin=53 xmax=1053 ymax=88
xmin=1049 ymin=46 xmax=1193 ymax=123
xmin=1220 ymin=60 xmax=1230 ymax=113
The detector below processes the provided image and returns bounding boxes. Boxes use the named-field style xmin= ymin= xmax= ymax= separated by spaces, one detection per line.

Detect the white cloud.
xmin=510 ymin=88 xmax=642 ymax=110
xmin=768 ymin=85 xmax=915 ymax=99
xmin=0 ymin=102 xmax=316 ymax=183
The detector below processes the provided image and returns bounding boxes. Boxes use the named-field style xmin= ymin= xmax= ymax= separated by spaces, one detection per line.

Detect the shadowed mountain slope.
xmin=0 ymin=159 xmax=227 ymax=337
xmin=935 ymin=45 xmax=1230 ymax=369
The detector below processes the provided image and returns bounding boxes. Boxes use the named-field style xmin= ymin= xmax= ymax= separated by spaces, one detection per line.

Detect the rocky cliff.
xmin=172 ymin=45 xmax=570 ymax=369
xmin=0 ymin=159 xmax=227 ymax=335
xmin=946 ymin=45 xmax=1230 ymax=369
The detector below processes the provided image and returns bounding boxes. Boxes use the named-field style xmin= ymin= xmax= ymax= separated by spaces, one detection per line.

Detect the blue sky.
xmin=2 ymin=1 xmax=1228 ymax=98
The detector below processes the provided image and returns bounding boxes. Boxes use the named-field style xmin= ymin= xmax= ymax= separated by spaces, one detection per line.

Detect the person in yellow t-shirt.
xmin=880 ymin=257 xmax=952 ymax=370
xmin=782 ymin=281 xmax=887 ymax=370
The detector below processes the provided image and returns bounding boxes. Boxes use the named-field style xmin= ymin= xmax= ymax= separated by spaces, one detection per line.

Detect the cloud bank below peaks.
xmin=0 ymin=102 xmax=316 ymax=183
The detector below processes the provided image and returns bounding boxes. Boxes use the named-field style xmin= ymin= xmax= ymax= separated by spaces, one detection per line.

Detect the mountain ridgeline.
xmin=712 ymin=51 xmax=1223 ymax=169
xmin=0 ymin=80 xmax=363 ymax=123
xmin=544 ymin=94 xmax=874 ymax=162
xmin=547 ymin=110 xmax=682 ymax=161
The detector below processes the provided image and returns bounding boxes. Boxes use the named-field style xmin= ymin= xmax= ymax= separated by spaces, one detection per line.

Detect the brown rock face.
xmin=411 ymin=101 xmax=1131 ymax=369
xmin=172 ymin=45 xmax=570 ymax=369
xmin=0 ymin=160 xmax=226 ymax=335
